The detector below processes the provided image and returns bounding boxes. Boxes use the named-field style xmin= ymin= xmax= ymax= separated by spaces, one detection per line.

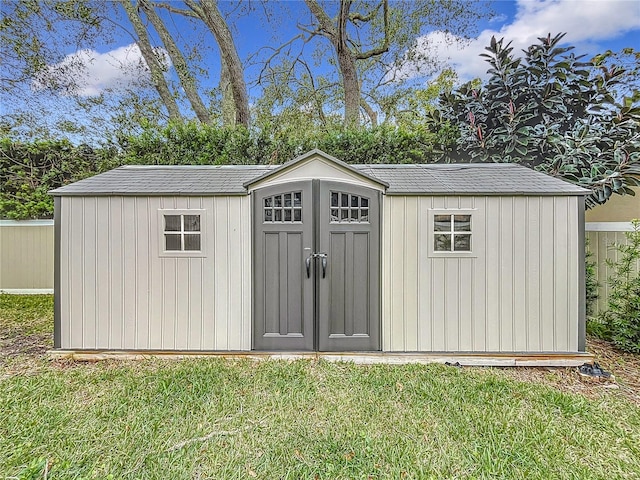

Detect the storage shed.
xmin=50 ymin=149 xmax=591 ymax=364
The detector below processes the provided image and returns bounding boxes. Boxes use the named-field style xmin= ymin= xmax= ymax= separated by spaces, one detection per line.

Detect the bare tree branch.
xmin=299 ymin=59 xmax=327 ymax=127
xmin=118 ymin=0 xmax=181 ymax=121
xmin=140 ymin=0 xmax=212 ymax=124
xmin=153 ymin=2 xmax=198 ymax=17
xmin=349 ymin=3 xmax=381 ymax=24
xmin=184 ymin=0 xmax=250 ymax=127
xmin=360 ymin=98 xmax=378 ymax=127
xmin=354 ymin=0 xmax=389 ymax=59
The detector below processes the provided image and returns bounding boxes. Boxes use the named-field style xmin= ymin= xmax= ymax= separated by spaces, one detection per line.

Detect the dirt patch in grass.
xmin=495 ymin=338 xmax=640 ymax=406
xmin=0 ymin=332 xmax=51 ymax=356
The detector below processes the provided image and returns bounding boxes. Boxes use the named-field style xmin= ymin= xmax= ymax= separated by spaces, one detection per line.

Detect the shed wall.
xmin=0 ymin=221 xmax=54 ymax=290
xmin=381 ymin=195 xmax=580 ymax=353
xmin=58 ymin=195 xmax=251 ymax=350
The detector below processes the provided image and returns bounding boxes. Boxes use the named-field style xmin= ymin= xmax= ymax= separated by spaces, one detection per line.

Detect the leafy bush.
xmin=0 ymin=139 xmax=117 ymax=219
xmin=1 ymin=125 xmax=447 ymax=219
xmin=597 ymin=220 xmax=640 ymax=352
xmin=120 ymin=121 xmax=445 ymax=167
xmin=585 ymin=238 xmax=600 ymax=318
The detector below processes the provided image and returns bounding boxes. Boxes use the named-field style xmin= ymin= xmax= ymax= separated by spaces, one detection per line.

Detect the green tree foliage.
xmin=438 ymin=34 xmax=640 ymax=207
xmin=258 ymin=0 xmax=490 ymax=127
xmin=597 ymin=220 xmax=640 ymax=353
xmin=592 ymin=47 xmax=640 ymax=102
xmin=0 ymin=139 xmax=116 ymax=219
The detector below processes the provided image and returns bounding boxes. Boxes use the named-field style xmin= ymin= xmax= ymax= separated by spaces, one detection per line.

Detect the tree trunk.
xmin=185 ymin=0 xmax=250 ymax=127
xmin=304 ymin=0 xmax=361 ymax=127
xmin=119 ymin=0 xmax=181 ymax=121
xmin=336 ymin=0 xmax=361 ymax=127
xmin=220 ymin=55 xmax=236 ymax=127
xmin=139 ymin=0 xmax=212 ymax=124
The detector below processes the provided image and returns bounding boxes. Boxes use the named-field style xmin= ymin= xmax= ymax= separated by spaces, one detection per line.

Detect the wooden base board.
xmin=48 ymin=350 xmax=594 ymax=367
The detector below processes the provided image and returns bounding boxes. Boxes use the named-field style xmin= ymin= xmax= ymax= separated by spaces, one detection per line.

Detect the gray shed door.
xmin=253 ymin=180 xmax=380 ymax=352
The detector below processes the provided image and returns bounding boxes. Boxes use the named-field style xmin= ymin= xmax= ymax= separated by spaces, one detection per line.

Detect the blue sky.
xmin=47 ymin=0 xmax=638 ymax=97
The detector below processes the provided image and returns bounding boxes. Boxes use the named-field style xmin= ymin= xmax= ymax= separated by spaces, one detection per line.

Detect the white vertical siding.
xmin=59 ymin=195 xmax=251 ymax=351
xmin=382 ymin=195 xmax=581 ymax=353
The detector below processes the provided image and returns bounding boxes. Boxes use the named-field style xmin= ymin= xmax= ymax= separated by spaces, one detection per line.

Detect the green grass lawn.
xmin=1 ymin=294 xmax=639 ymax=479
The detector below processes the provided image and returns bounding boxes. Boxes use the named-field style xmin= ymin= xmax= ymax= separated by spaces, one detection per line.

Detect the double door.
xmin=253 ymin=180 xmax=380 ymax=351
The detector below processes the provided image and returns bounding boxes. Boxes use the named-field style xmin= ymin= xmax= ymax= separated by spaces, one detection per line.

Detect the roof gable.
xmin=243 ymin=149 xmax=388 ymax=190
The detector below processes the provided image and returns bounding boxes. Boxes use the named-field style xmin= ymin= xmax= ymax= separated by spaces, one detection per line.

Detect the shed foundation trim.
xmin=48 ymin=350 xmax=593 ymax=367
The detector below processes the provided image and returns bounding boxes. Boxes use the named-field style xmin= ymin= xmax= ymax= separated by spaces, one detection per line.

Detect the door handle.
xmin=305 ymin=253 xmax=328 ymax=278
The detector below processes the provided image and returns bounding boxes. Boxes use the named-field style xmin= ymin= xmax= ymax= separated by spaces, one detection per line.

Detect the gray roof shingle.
xmin=355 ymin=163 xmax=589 ymax=195
xmin=50 ymin=163 xmax=589 ymax=196
xmin=50 ymin=165 xmax=275 ymax=196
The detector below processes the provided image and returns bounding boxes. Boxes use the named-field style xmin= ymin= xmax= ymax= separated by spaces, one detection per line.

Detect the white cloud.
xmin=393 ymin=0 xmax=640 ymax=82
xmin=33 ymin=43 xmax=171 ymax=96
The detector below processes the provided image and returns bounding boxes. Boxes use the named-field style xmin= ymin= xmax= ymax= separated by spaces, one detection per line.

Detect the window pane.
xmin=274 ymin=195 xmax=282 ymax=207
xmin=264 ymin=209 xmax=273 ymax=222
xmin=341 ymin=193 xmax=349 ymax=207
xmin=434 ymin=234 xmax=451 ymax=251
xmin=294 ymin=192 xmax=302 ymax=207
xmin=361 ymin=198 xmax=368 ymax=208
xmin=360 ymin=209 xmax=369 ymax=222
xmin=331 ymin=192 xmax=339 ymax=207
xmin=284 ymin=209 xmax=292 ymax=221
xmin=264 ymin=197 xmax=273 ymax=208
xmin=293 ymin=209 xmax=302 ymax=222
xmin=434 ymin=215 xmax=451 ymax=232
xmin=454 ymin=215 xmax=471 ymax=232
xmin=331 ymin=209 xmax=339 ymax=221
xmin=184 ymin=234 xmax=201 ymax=251
xmin=164 ymin=215 xmax=181 ymax=232
xmin=184 ymin=215 xmax=200 ymax=232
xmin=284 ymin=193 xmax=292 ymax=207
xmin=454 ymin=234 xmax=471 ymax=251
xmin=274 ymin=209 xmax=282 ymax=221
xmin=165 ymin=234 xmax=182 ymax=251
xmin=351 ymin=195 xmax=359 ymax=207
xmin=350 ymin=209 xmax=358 ymax=221
xmin=341 ymin=209 xmax=349 ymax=221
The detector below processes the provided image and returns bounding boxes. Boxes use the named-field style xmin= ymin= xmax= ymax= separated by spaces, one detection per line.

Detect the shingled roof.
xmin=357 ymin=164 xmax=589 ymax=195
xmin=50 ymin=160 xmax=589 ymax=196
xmin=50 ymin=165 xmax=274 ymax=196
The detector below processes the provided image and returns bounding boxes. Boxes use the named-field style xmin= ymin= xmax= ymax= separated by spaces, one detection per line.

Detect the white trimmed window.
xmin=159 ymin=210 xmax=205 ymax=257
xmin=428 ymin=210 xmax=474 ymax=256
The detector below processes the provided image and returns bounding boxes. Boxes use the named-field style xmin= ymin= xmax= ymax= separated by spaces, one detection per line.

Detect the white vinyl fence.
xmin=585 ymin=222 xmax=639 ymax=316
xmin=0 ymin=220 xmax=54 ymax=293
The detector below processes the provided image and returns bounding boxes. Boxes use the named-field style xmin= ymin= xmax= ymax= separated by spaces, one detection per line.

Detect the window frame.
xmin=329 ymin=190 xmax=370 ymax=224
xmin=158 ymin=209 xmax=206 ymax=258
xmin=262 ymin=191 xmax=303 ymax=224
xmin=427 ymin=209 xmax=476 ymax=258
